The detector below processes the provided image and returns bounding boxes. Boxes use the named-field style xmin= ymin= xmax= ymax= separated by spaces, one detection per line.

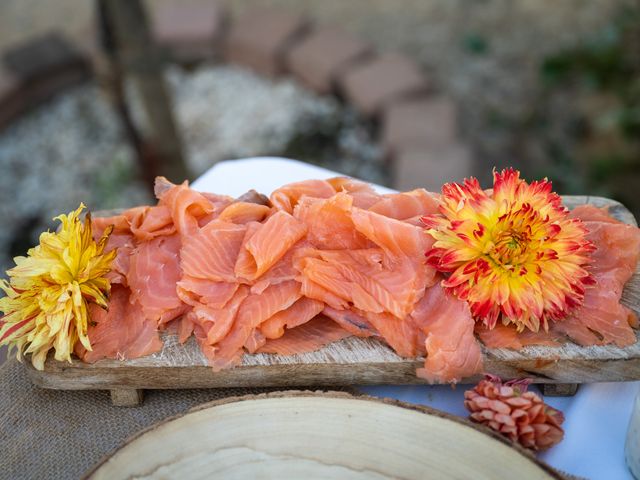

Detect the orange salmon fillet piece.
xmin=411 ymin=283 xmax=484 ymax=383
xmin=475 ymin=323 xmax=562 ymax=349
xmin=550 ymin=206 xmax=640 ymax=347
xmin=155 ymin=176 xmax=236 ymax=235
xmin=257 ymin=316 xmax=352 ymax=355
xmin=368 ymin=189 xmax=439 ymax=221
xmin=294 ymin=193 xmax=371 ymax=250
xmin=326 ymin=177 xmax=382 ymax=209
xmin=322 ymin=306 xmax=377 ymax=337
xmin=260 ymin=297 xmax=325 ymax=339
xmin=218 ymin=202 xmax=271 ymax=224
xmin=177 ymin=278 xmax=238 ymax=309
xmin=235 ymin=211 xmax=307 ymax=281
xmin=190 ymin=285 xmax=250 ymax=347
xmin=270 ymin=179 xmax=336 ymax=213
xmin=181 ymin=220 xmax=247 ymax=283
xmin=127 ymin=234 xmax=188 ymax=325
xmin=208 ymin=280 xmax=302 ymax=370
xmin=78 ymin=285 xmax=163 ymax=363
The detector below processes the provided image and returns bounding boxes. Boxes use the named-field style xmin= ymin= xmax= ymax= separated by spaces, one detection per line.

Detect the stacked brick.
xmin=0 ymin=1 xmax=472 ymax=190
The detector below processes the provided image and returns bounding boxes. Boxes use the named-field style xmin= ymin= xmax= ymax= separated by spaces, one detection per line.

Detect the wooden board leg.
xmin=541 ymin=383 xmax=579 ymax=397
xmin=110 ymin=388 xmax=144 ymax=406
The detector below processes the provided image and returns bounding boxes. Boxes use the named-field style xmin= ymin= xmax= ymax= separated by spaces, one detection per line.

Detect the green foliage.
xmin=463 ymin=33 xmax=489 ymax=55
xmin=537 ymin=5 xmax=640 ymax=216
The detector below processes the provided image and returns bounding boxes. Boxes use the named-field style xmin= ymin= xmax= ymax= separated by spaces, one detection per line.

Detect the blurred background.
xmin=0 ymin=0 xmax=638 ymax=276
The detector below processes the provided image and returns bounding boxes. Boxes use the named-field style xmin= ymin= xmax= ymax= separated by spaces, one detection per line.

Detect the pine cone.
xmin=464 ymin=376 xmax=564 ymax=451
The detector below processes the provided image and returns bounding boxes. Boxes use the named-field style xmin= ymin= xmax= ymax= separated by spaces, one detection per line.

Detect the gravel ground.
xmin=0 ymin=65 xmax=381 ymax=272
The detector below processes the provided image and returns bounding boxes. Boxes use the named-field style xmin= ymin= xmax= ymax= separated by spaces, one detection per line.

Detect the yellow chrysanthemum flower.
xmin=0 ymin=204 xmax=116 ymax=370
xmin=422 ymin=169 xmax=596 ymax=332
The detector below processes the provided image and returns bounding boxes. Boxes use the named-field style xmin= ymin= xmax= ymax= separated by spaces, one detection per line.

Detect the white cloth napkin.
xmin=193 ymin=156 xmax=639 ymax=480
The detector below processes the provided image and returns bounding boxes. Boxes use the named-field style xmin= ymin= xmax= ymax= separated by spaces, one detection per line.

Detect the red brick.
xmin=285 ymin=27 xmax=372 ymax=94
xmin=338 ymin=53 xmax=429 ymax=117
xmin=224 ymin=8 xmax=310 ymax=77
xmin=152 ymin=1 xmax=228 ymax=63
xmin=392 ymin=142 xmax=473 ymax=192
xmin=382 ymin=96 xmax=457 ymax=154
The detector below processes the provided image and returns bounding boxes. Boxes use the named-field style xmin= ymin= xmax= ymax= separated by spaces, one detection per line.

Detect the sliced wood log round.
xmin=86 ymin=391 xmax=561 ymax=479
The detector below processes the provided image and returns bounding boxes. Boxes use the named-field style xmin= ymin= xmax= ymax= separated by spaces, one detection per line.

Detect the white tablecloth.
xmin=192 ymin=157 xmax=639 ymax=480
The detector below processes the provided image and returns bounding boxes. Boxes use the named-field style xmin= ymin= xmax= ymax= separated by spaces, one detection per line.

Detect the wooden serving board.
xmin=86 ymin=391 xmax=562 ymax=479
xmin=25 ymin=196 xmax=640 ymax=403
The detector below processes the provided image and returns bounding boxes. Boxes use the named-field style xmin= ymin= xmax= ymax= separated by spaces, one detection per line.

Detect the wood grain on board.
xmin=24 ymin=196 xmax=640 ymax=392
xmin=86 ymin=392 xmax=562 ymax=480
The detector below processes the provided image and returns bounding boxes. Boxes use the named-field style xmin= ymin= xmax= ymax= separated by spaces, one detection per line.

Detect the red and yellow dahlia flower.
xmin=422 ymin=169 xmax=595 ymax=332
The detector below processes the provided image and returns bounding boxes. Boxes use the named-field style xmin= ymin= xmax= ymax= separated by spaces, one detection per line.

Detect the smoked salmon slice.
xmin=322 ymin=306 xmax=377 ymax=337
xmin=234 ymin=211 xmax=307 ymax=281
xmin=154 ymin=177 xmax=218 ymax=236
xmin=92 ymin=211 xmax=132 ymax=235
xmin=270 ymin=179 xmax=336 ymax=213
xmin=191 ymin=285 xmax=250 ymax=347
xmin=570 ymin=204 xmax=624 ymax=224
xmin=217 ymin=202 xmax=271 ymax=224
xmin=572 ymin=206 xmax=640 ymax=286
xmin=208 ymin=280 xmax=302 ymax=370
xmin=294 ymin=193 xmax=371 ymax=250
xmin=296 ymin=252 xmax=386 ymax=314
xmin=127 ymin=234 xmax=187 ymax=325
xmin=326 ymin=177 xmax=382 ymax=209
xmin=296 ymin=214 xmax=434 ymax=319
xmin=357 ymin=309 xmax=420 ymax=357
xmin=180 ymin=220 xmax=247 ymax=283
xmin=257 ymin=316 xmax=352 ymax=355
xmin=368 ymin=189 xmax=440 ymax=221
xmin=98 ymin=232 xmax=134 ymax=286
xmin=299 ymin=274 xmax=350 ymax=310
xmin=126 ymin=205 xmax=176 ymax=241
xmin=551 ymin=275 xmax=638 ymax=347
xmin=249 ymin=240 xmax=309 ymax=294
xmin=411 ymin=283 xmax=484 ymax=383
xmin=548 ymin=205 xmax=640 ymax=346
xmin=351 ymin=207 xmax=434 ymax=261
xmin=176 ymin=278 xmax=238 ymax=309
xmin=243 ymin=329 xmax=267 ymax=354
xmin=78 ymin=285 xmax=163 ymax=362
xmin=475 ymin=323 xmax=562 ymax=349
xmin=260 ymin=297 xmax=325 ymax=339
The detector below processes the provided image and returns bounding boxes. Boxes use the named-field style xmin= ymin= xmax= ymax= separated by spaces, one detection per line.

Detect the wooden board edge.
xmin=82 ymin=390 xmax=564 ymax=480
xmin=24 ymin=356 xmax=640 ymax=390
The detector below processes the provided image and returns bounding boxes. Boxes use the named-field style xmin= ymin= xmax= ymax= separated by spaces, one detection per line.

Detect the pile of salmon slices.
xmin=77 ymin=177 xmax=640 ymax=383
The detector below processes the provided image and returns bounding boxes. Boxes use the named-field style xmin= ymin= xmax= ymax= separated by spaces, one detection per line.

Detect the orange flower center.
xmin=480 ymin=205 xmax=550 ymax=275
xmin=490 ymin=227 xmax=531 ymax=266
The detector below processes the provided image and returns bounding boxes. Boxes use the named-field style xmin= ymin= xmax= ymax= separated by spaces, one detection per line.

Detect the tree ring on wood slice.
xmin=85 ymin=390 xmax=563 ymax=480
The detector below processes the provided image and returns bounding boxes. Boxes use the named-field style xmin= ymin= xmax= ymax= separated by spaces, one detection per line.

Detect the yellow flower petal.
xmin=0 ymin=204 xmax=115 ymax=369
